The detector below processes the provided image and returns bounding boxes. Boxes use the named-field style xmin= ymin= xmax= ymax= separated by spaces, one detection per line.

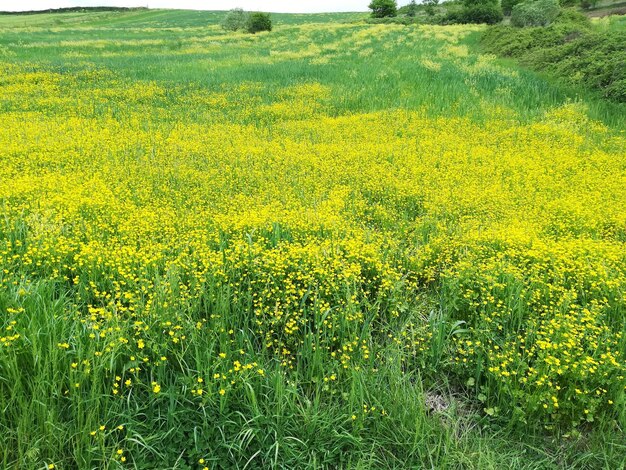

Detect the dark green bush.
xmin=441 ymin=0 xmax=503 ymax=25
xmin=439 ymin=10 xmax=463 ymax=24
xmin=511 ymin=0 xmax=561 ymax=27
xmin=501 ymin=0 xmax=522 ymax=15
xmin=246 ymin=12 xmax=272 ymax=34
xmin=460 ymin=4 xmax=504 ymax=23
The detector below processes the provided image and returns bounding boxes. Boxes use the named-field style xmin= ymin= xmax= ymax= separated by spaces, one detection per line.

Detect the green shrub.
xmin=221 ymin=8 xmax=249 ymax=32
xmin=460 ymin=4 xmax=504 ymax=23
xmin=246 ymin=12 xmax=272 ymax=34
xmin=501 ymin=0 xmax=522 ymax=15
xmin=439 ymin=10 xmax=463 ymax=24
xmin=580 ymin=0 xmax=599 ymax=9
xmin=441 ymin=0 xmax=503 ymax=25
xmin=369 ymin=0 xmax=398 ymax=18
xmin=556 ymin=8 xmax=592 ymax=28
xmin=511 ymin=0 xmax=561 ymax=27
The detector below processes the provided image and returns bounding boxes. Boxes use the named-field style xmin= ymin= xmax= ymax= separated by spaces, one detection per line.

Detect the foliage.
xmin=463 ymin=0 xmax=499 ymax=7
xmin=246 ymin=12 xmax=272 ymax=33
xmin=407 ymin=0 xmax=419 ymax=16
xmin=461 ymin=4 xmax=504 ymax=23
xmin=424 ymin=0 xmax=440 ymax=16
xmin=511 ymin=0 xmax=561 ymax=27
xmin=580 ymin=0 xmax=600 ymax=9
xmin=221 ymin=8 xmax=249 ymax=32
xmin=501 ymin=0 xmax=522 ymax=15
xmin=369 ymin=0 xmax=399 ymax=18
xmin=441 ymin=0 xmax=503 ymax=25
xmin=482 ymin=11 xmax=626 ymax=101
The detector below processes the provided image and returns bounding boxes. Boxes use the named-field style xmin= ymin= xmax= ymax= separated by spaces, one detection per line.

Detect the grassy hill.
xmin=0 ymin=9 xmax=624 ymax=470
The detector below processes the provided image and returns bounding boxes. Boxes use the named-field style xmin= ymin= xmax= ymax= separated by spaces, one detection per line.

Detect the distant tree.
xmin=221 ymin=8 xmax=248 ymax=32
xmin=246 ymin=12 xmax=272 ymax=33
xmin=424 ymin=0 xmax=439 ymax=16
xmin=406 ymin=0 xmax=419 ymax=17
xmin=369 ymin=0 xmax=398 ymax=18
xmin=501 ymin=0 xmax=521 ymax=15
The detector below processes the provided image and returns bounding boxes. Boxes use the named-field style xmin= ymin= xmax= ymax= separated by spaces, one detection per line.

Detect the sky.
xmin=1 ymin=0 xmax=373 ymax=13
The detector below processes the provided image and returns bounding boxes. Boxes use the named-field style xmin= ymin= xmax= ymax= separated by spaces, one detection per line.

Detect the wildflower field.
xmin=0 ymin=9 xmax=625 ymax=469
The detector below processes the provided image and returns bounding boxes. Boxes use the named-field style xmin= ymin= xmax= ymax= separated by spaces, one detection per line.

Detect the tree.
xmin=406 ymin=0 xmax=419 ymax=17
xmin=369 ymin=0 xmax=398 ymax=18
xmin=424 ymin=0 xmax=439 ymax=16
xmin=501 ymin=0 xmax=521 ymax=15
xmin=221 ymin=8 xmax=248 ymax=32
xmin=246 ymin=12 xmax=272 ymax=33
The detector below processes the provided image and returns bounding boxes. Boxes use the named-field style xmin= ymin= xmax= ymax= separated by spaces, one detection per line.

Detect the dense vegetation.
xmin=483 ymin=11 xmax=626 ymax=101
xmin=0 ymin=8 xmax=624 ymax=470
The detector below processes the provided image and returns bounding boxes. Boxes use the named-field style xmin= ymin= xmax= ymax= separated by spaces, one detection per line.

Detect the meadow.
xmin=0 ymin=9 xmax=625 ymax=469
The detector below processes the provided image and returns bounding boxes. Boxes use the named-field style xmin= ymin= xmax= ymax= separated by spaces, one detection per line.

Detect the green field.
xmin=0 ymin=9 xmax=625 ymax=469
